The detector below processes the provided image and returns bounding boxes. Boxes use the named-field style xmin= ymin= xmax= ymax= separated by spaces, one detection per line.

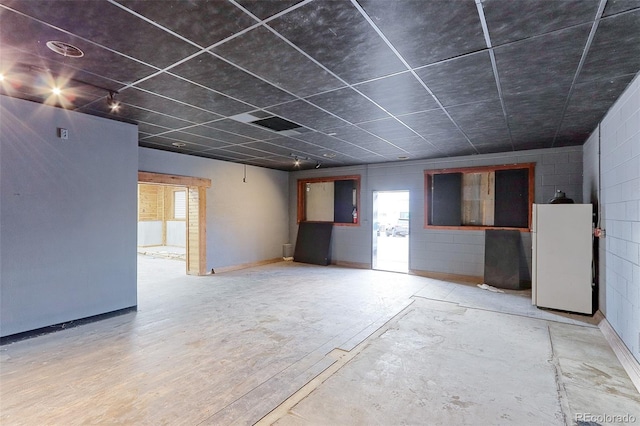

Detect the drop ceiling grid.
xmin=0 ymin=0 xmax=638 ymax=170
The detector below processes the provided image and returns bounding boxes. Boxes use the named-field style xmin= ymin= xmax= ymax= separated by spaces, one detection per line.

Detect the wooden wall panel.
xmin=138 ymin=184 xmax=163 ymax=221
xmin=186 ymin=186 xmax=206 ymax=275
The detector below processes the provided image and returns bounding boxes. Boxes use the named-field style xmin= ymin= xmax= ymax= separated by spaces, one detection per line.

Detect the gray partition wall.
xmin=1 ymin=96 xmax=139 ymax=337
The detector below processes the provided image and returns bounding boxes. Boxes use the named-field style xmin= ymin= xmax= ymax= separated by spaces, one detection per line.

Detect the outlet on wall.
xmin=57 ymin=127 xmax=69 ymax=139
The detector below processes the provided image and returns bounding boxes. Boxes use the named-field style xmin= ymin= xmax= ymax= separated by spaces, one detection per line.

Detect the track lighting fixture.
xmin=3 ymin=62 xmax=122 ymax=111
xmin=107 ymin=91 xmax=120 ymax=112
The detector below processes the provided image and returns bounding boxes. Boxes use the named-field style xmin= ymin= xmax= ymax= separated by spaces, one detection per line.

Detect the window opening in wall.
xmin=174 ymin=190 xmax=186 ymax=220
xmin=373 ymin=190 xmax=410 ymax=273
xmin=297 ymin=175 xmax=360 ymax=226
xmin=425 ymin=163 xmax=534 ymax=231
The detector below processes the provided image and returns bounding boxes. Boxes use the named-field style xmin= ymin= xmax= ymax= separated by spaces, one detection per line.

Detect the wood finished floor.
xmin=1 ymin=256 xmax=638 ymax=425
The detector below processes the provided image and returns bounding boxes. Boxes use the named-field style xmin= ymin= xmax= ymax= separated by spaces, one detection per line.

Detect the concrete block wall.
xmin=290 ymin=146 xmax=583 ymax=282
xmin=589 ymin=73 xmax=640 ymax=362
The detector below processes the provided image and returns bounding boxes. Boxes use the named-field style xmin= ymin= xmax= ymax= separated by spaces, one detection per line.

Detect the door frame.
xmin=138 ymin=171 xmax=211 ymax=275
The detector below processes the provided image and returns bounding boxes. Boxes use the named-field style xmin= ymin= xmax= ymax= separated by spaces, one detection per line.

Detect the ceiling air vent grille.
xmin=46 ymin=41 xmax=84 ymax=58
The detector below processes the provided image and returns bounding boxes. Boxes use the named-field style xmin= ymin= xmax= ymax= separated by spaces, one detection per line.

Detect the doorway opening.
xmin=137 ymin=172 xmax=211 ymax=276
xmin=372 ymin=190 xmax=410 ymax=273
xmin=137 ymin=183 xmax=187 ymax=261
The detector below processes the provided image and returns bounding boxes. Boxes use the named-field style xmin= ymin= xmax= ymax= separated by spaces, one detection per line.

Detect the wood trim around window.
xmin=297 ymin=175 xmax=361 ymax=226
xmin=424 ymin=163 xmax=535 ymax=232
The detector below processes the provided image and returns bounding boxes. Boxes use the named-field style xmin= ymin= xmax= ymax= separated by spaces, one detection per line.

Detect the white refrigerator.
xmin=532 ymin=204 xmax=593 ymax=314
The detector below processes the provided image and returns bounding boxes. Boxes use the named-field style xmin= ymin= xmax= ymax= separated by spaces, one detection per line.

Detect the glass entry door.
xmin=372 ymin=191 xmax=409 ymax=273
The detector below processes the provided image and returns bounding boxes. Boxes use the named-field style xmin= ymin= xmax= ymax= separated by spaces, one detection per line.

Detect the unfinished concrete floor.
xmin=1 ymin=257 xmax=638 ymax=425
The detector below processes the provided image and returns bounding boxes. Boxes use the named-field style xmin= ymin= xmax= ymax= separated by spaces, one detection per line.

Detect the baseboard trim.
xmin=332 ymin=260 xmax=371 ymax=269
xmin=213 ymin=258 xmax=282 ymax=274
xmin=597 ymin=311 xmax=640 ymax=393
xmin=0 ymin=306 xmax=137 ymax=346
xmin=409 ymin=269 xmax=484 ymax=284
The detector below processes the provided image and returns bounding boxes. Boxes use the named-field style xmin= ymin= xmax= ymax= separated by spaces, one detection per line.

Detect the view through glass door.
xmin=372 ymin=190 xmax=409 ymax=273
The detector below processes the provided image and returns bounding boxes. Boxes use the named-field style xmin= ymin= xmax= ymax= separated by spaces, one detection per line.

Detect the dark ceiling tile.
xmin=446 ymin=99 xmax=507 ymax=131
xmin=243 ymin=141 xmax=297 ymax=157
xmin=578 ymin=11 xmax=640 ymax=83
xmin=504 ymin=92 xmax=566 ymax=135
xmin=359 ymin=142 xmax=407 ymax=156
xmin=355 ymin=72 xmax=440 ymax=115
xmin=199 ymin=148 xmax=255 ymax=160
xmin=212 ymin=26 xmax=344 ymax=97
xmin=142 ymin=135 xmax=211 ymax=152
xmin=392 ymin=135 xmax=436 ymax=151
xmin=421 ymin=128 xmax=471 ymax=150
xmin=494 ymin=24 xmax=591 ymax=96
xmin=204 ymin=119 xmax=278 ymax=140
xmin=115 ymin=0 xmax=256 ymax=48
xmin=359 ymin=0 xmax=486 ymax=67
xmin=358 ymin=117 xmax=418 ymax=141
xmin=170 ymin=53 xmax=295 ymax=107
xmin=511 ymin=140 xmax=550 ymax=151
xmin=415 ymin=51 xmax=498 ymax=107
xmin=2 ymin=0 xmax=199 ymax=68
xmin=557 ymin=75 xmax=635 ymax=144
xmin=322 ymin=124 xmax=387 ymax=146
xmin=268 ymin=0 xmax=406 ymax=83
xmin=185 ymin=124 xmax=256 ymax=144
xmin=603 ymin=0 xmax=640 ymax=16
xmin=139 ymin=140 xmax=193 ymax=154
xmin=161 ymin=131 xmax=231 ymax=149
xmin=482 ymin=0 xmax=599 ymax=46
xmin=137 ymin=122 xmax=171 ymax=135
xmin=122 ymin=88 xmax=222 ymax=123
xmin=437 ymin=146 xmax=478 ymax=157
xmin=306 ymin=87 xmax=389 ymax=124
xmin=135 ymin=72 xmax=253 ymax=116
xmin=0 ymin=14 xmax=155 ymax=87
xmin=267 ymin=136 xmax=331 ymax=157
xmin=236 ymin=0 xmax=303 ymax=21
xmin=266 ymin=100 xmax=347 ymax=131
xmin=463 ymin=126 xmax=512 ymax=148
xmin=476 ymin=144 xmax=514 ymax=154
xmin=398 ymin=109 xmax=458 ymax=137
xmin=215 ymin=144 xmax=271 ymax=157
xmin=117 ymin=104 xmax=194 ymax=129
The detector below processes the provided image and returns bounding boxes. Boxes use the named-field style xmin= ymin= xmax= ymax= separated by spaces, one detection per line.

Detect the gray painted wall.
xmin=584 ymin=73 xmax=640 ymax=362
xmin=0 ymin=96 xmax=138 ymax=337
xmin=290 ymin=146 xmax=583 ymax=281
xmin=138 ymin=148 xmax=289 ymax=270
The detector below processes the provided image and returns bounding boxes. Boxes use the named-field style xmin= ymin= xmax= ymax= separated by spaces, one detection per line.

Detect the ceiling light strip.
xmin=475 ymin=0 xmax=515 ymax=151
xmin=551 ymin=0 xmax=608 ymax=147
xmin=350 ymin=0 xmax=479 ymax=155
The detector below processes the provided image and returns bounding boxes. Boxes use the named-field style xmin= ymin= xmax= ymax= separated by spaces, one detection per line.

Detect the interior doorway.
xmin=137 ymin=183 xmax=188 ymax=261
xmin=137 ymin=172 xmax=211 ymax=276
xmin=372 ymin=191 xmax=410 ymax=273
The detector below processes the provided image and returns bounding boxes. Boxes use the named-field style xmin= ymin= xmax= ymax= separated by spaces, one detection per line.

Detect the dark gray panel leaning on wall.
xmin=484 ymin=229 xmax=522 ymax=290
xmin=294 ymin=222 xmax=333 ymax=266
